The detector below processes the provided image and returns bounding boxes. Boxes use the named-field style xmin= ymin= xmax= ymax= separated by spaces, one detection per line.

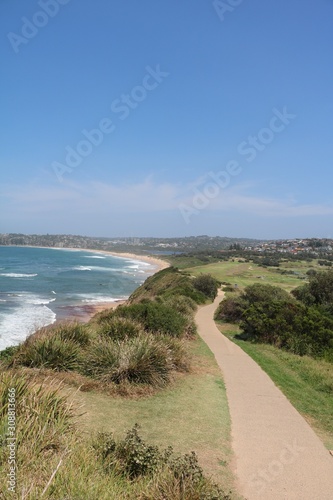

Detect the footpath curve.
xmin=195 ymin=290 xmax=333 ymax=500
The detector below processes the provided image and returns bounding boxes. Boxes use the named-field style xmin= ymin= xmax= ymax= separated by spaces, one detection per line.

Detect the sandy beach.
xmin=54 ymin=248 xmax=170 ymax=323
xmin=79 ymin=249 xmax=170 ymax=273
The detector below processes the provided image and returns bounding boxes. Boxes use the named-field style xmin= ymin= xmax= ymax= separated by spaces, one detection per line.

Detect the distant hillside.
xmin=0 ymin=232 xmax=264 ymax=253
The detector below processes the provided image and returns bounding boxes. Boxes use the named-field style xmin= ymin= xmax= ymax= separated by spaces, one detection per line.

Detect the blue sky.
xmin=1 ymin=0 xmax=332 ymax=239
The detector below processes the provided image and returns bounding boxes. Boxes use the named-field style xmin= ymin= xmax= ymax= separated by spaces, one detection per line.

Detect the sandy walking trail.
xmin=196 ymin=290 xmax=333 ymax=499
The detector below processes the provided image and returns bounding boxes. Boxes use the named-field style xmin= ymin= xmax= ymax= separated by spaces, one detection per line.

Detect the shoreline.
xmin=0 ymin=247 xmax=170 ymax=342
xmin=57 ymin=299 xmax=128 ymax=324
xmin=5 ymin=245 xmax=170 ymax=273
xmin=51 ymin=248 xmax=170 ymax=323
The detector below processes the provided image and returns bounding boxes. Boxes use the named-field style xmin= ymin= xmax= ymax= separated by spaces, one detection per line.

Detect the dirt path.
xmin=195 ymin=290 xmax=333 ymax=499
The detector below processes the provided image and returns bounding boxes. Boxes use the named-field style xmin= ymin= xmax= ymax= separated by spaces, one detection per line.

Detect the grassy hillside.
xmin=0 ymin=267 xmax=236 ymax=499
xmin=128 ymin=266 xmax=207 ymax=304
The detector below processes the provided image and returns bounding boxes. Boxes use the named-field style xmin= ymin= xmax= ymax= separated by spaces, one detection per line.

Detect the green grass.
xmin=186 ymin=260 xmax=315 ymax=292
xmin=0 ymin=368 xmax=232 ymax=499
xmin=70 ymin=337 xmax=237 ymax=494
xmin=217 ymin=323 xmax=333 ymax=449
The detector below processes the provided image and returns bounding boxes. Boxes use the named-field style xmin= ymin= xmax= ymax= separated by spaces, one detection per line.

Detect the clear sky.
xmin=1 ymin=0 xmax=332 ymax=239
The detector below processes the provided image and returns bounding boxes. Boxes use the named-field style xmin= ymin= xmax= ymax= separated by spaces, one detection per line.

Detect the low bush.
xmin=161 ymin=285 xmax=207 ymax=304
xmin=93 ymin=425 xmax=230 ymax=499
xmin=82 ymin=335 xmax=173 ymax=386
xmin=113 ymin=302 xmax=188 ymax=338
xmin=14 ymin=336 xmax=81 ymax=372
xmin=214 ymin=296 xmax=247 ymax=323
xmin=55 ymin=322 xmax=91 ymax=346
xmin=292 ymin=269 xmax=333 ymax=315
xmin=0 ymin=345 xmax=19 ymax=362
xmin=96 ymin=317 xmax=143 ymax=341
xmin=161 ymin=295 xmax=197 ymax=316
xmin=217 ymin=282 xmax=333 ymax=359
xmin=93 ymin=424 xmax=162 ymax=478
xmin=193 ymin=274 xmax=219 ymax=300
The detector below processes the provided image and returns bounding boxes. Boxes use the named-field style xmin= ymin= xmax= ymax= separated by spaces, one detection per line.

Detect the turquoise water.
xmin=0 ymin=247 xmax=155 ymax=350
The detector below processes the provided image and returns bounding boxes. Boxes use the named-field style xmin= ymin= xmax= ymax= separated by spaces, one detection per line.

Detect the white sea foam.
xmin=84 ymin=255 xmax=106 ymax=259
xmin=0 ymin=273 xmax=38 ymax=278
xmin=128 ymin=259 xmax=152 ymax=267
xmin=74 ymin=294 xmax=127 ymax=304
xmin=0 ymin=303 xmax=56 ymax=351
xmin=26 ymin=297 xmax=56 ymax=305
xmin=74 ymin=266 xmax=92 ymax=271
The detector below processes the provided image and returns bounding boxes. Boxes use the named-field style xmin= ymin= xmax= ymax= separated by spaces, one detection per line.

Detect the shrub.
xmin=0 ymin=345 xmax=19 ymax=362
xmin=93 ymin=425 xmax=230 ymax=499
xmin=15 ymin=336 xmax=81 ymax=372
xmin=214 ymin=296 xmax=247 ymax=323
xmin=161 ymin=295 xmax=197 ymax=316
xmin=82 ymin=335 xmax=172 ymax=386
xmin=55 ymin=322 xmax=91 ymax=346
xmin=292 ymin=269 xmax=333 ymax=314
xmin=240 ymin=299 xmax=333 ymax=358
xmin=93 ymin=424 xmax=162 ymax=478
xmin=96 ymin=317 xmax=143 ymax=341
xmin=242 ymin=283 xmax=292 ymax=305
xmin=114 ymin=302 xmax=188 ymax=338
xmin=193 ymin=274 xmax=219 ymax=300
xmin=163 ymin=285 xmax=207 ymax=304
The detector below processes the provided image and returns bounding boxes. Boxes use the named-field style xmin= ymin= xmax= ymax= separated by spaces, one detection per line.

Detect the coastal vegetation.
xmin=3 ymin=250 xmax=332 ymax=496
xmin=0 ymin=369 xmax=230 ymax=499
xmin=199 ymin=259 xmax=333 ymax=448
xmin=5 ymin=268 xmax=219 ymax=390
xmin=0 ymin=267 xmax=231 ymax=499
xmin=215 ymin=272 xmax=333 ymax=361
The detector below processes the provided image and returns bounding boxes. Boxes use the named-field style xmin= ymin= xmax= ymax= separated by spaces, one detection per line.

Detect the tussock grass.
xmin=0 ymin=372 xmax=74 ymax=451
xmin=5 ymin=295 xmax=193 ymax=392
xmin=96 ymin=317 xmax=144 ymax=341
xmin=7 ymin=323 xmax=90 ymax=372
xmin=55 ymin=322 xmax=91 ymax=346
xmin=14 ymin=336 xmax=81 ymax=372
xmin=81 ymin=334 xmax=176 ymax=387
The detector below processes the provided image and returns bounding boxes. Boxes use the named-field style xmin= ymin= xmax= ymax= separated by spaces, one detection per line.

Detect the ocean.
xmin=0 ymin=246 xmax=156 ymax=351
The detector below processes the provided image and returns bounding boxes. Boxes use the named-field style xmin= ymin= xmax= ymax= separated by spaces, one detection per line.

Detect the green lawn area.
xmin=185 ymin=259 xmax=316 ymax=292
xmin=217 ymin=323 xmax=333 ymax=450
xmin=71 ymin=336 xmax=239 ymax=497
